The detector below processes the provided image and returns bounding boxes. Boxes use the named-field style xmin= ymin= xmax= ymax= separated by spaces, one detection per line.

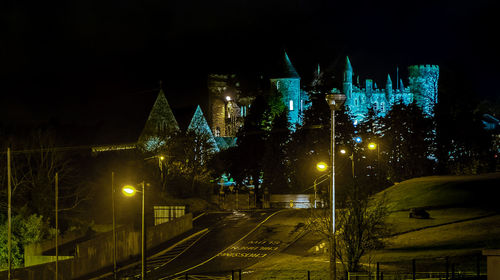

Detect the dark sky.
xmin=2 ymin=0 xmax=499 ymax=126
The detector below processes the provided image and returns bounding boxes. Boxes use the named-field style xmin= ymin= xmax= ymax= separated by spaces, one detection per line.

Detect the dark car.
xmin=409 ymin=207 xmax=430 ymax=219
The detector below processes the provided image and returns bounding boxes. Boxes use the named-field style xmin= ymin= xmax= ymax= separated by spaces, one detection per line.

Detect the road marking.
xmin=161 ymin=209 xmax=286 ymax=280
xmin=193 ymin=212 xmax=206 ymax=221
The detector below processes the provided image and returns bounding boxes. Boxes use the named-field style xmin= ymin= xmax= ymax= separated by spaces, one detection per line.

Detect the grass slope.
xmin=374 ymin=173 xmax=500 ymax=211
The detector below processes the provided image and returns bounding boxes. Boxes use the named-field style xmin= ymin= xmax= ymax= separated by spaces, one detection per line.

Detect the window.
xmin=374 ymin=102 xmax=378 ymax=111
xmin=215 ymin=127 xmax=220 ymax=137
xmin=380 ymin=102 xmax=385 ymax=111
xmin=289 ymin=100 xmax=294 ymax=111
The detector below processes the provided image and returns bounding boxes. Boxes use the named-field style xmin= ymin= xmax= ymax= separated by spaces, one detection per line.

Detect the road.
xmin=108 ymin=209 xmax=309 ymax=279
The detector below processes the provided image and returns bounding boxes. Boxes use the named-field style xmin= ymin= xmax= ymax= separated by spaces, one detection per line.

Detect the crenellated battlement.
xmin=408 ymin=65 xmax=439 ymax=76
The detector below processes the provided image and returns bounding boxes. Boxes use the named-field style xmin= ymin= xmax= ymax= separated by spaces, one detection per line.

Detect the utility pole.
xmin=112 ymin=172 xmax=117 ymax=280
xmin=55 ymin=172 xmax=59 ymax=280
xmin=8 ymin=148 xmax=12 ymax=280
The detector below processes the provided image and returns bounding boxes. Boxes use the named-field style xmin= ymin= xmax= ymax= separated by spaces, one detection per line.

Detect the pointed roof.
xmin=138 ymin=89 xmax=179 ymax=143
xmin=386 ymin=74 xmax=392 ymax=85
xmin=187 ymin=105 xmax=220 ymax=152
xmin=399 ymin=79 xmax=404 ymax=90
xmin=271 ymin=51 xmax=300 ymax=79
xmin=345 ymin=56 xmax=353 ymax=72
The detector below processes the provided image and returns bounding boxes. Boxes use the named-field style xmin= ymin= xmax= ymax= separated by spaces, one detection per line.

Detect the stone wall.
xmin=2 ymin=213 xmax=192 ymax=280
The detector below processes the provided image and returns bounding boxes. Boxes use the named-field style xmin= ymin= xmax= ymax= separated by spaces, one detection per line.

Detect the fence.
xmin=159 ymin=255 xmax=487 ymax=280
xmin=154 ymin=205 xmax=186 ymax=225
xmin=161 ymin=269 xmax=487 ymax=280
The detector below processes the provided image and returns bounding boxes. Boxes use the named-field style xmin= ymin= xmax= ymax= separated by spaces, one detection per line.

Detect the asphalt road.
xmin=113 ymin=209 xmax=300 ymax=279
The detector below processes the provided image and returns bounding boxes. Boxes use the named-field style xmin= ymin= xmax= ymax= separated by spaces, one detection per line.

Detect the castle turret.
xmin=408 ymin=65 xmax=439 ymax=116
xmin=386 ymin=74 xmax=393 ymax=95
xmin=270 ymin=51 xmax=301 ymax=127
xmin=343 ymin=56 xmax=353 ymax=99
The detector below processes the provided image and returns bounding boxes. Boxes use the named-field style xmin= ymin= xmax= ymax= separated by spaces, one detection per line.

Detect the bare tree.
xmin=308 ymin=184 xmax=390 ymax=273
xmin=3 ymin=129 xmax=90 ymax=219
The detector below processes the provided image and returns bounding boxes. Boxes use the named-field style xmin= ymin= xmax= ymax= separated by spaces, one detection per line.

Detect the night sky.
xmin=2 ymin=0 xmax=499 ymax=127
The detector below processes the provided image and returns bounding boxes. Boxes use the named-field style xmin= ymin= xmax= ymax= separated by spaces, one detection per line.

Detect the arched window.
xmin=289 ymin=100 xmax=294 ymax=111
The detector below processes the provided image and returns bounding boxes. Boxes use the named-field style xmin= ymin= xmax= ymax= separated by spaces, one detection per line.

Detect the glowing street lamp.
xmin=314 ymin=162 xmax=328 ymax=208
xmin=122 ymin=182 xmax=146 ymax=280
xmin=316 ymin=161 xmax=328 ymax=172
xmin=339 ymin=148 xmax=355 ymax=178
xmin=122 ymin=185 xmax=137 ymax=196
xmin=368 ymin=142 xmax=380 ymax=182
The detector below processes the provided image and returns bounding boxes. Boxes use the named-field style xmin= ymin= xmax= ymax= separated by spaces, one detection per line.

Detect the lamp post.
xmin=122 ymin=182 xmax=146 ymax=280
xmin=368 ymin=142 xmax=380 ymax=182
xmin=314 ymin=162 xmax=328 ymax=208
xmin=111 ymin=172 xmax=117 ymax=280
xmin=340 ymin=149 xmax=355 ymax=178
xmin=325 ymin=92 xmax=346 ymax=280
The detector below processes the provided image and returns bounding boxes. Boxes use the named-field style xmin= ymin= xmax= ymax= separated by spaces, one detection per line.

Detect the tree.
xmin=307 ymin=183 xmax=390 ymax=273
xmin=435 ymin=66 xmax=495 ymax=174
xmin=379 ymin=102 xmax=434 ymax=182
xmin=1 ymin=129 xmax=90 ymax=228
xmin=0 ymin=208 xmax=54 ymax=268
xmin=262 ymin=109 xmax=291 ymax=193
xmin=227 ymin=95 xmax=269 ymax=203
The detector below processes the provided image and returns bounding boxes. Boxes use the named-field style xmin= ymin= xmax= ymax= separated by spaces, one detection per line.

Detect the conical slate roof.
xmin=187 ymin=105 xmax=220 ymax=153
xmin=138 ymin=89 xmax=179 ymax=143
xmin=346 ymin=56 xmax=353 ymax=71
xmin=271 ymin=51 xmax=300 ymax=79
xmin=386 ymin=74 xmax=392 ymax=86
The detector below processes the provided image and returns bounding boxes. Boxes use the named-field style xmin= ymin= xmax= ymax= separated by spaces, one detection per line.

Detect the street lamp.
xmin=368 ymin=142 xmax=380 ymax=182
xmin=314 ymin=162 xmax=328 ymax=208
xmin=122 ymin=181 xmax=147 ymax=280
xmin=325 ymin=92 xmax=346 ymax=280
xmin=340 ymin=148 xmax=355 ymax=178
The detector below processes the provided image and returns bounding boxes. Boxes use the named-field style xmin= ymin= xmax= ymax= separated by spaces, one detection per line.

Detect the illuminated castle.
xmin=208 ymin=51 xmax=308 ymax=138
xmin=343 ymin=57 xmax=439 ymax=123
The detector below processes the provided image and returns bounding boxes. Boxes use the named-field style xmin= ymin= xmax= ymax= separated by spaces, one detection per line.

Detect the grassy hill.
xmin=374 ymin=173 xmax=500 ymax=211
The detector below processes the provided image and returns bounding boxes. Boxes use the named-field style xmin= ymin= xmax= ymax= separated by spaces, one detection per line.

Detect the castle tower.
xmin=343 ymin=56 xmax=353 ymax=99
xmin=207 ymin=74 xmax=241 ymax=137
xmin=386 ymin=74 xmax=393 ymax=95
xmin=408 ymin=65 xmax=439 ymax=116
xmin=270 ymin=51 xmax=301 ymax=127
xmin=385 ymin=74 xmax=393 ymax=101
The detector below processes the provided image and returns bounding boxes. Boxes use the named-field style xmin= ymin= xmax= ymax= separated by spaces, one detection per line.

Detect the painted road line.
xmin=193 ymin=212 xmax=206 ymax=221
xmin=160 ymin=209 xmax=286 ymax=280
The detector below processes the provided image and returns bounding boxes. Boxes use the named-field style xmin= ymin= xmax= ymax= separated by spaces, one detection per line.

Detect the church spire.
xmin=138 ymin=87 xmax=180 ymax=149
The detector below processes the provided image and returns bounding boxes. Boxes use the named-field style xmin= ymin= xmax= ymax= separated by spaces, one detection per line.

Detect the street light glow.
xmin=368 ymin=142 xmax=377 ymax=150
xmin=316 ymin=162 xmax=328 ymax=172
xmin=355 ymin=136 xmax=362 ymax=143
xmin=226 ymin=96 xmax=231 ymax=101
xmin=340 ymin=149 xmax=347 ymax=154
xmin=122 ymin=185 xmax=137 ymax=197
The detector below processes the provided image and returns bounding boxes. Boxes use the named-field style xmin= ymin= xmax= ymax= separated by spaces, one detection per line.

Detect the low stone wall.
xmin=1 ymin=213 xmax=192 ymax=280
